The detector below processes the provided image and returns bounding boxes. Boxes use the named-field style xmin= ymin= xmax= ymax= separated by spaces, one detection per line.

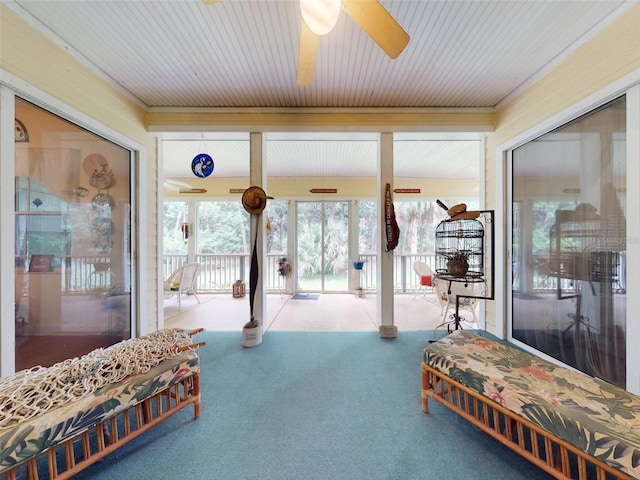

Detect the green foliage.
xmin=266 ymin=201 xmax=288 ymax=253
xmin=163 ymin=201 xmax=188 ymax=254
xmin=198 ymin=201 xmax=249 ymax=254
xmin=163 ymin=198 xmax=475 ymax=277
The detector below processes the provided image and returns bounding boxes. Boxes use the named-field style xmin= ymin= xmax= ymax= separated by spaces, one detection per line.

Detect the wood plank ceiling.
xmin=7 ymin=0 xmax=633 ymax=180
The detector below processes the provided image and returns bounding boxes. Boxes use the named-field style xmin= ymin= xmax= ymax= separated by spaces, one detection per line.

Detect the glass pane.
xmin=163 ymin=201 xmax=189 ymax=255
xmin=196 ymin=201 xmax=249 ymax=291
xmin=511 ymin=96 xmax=626 ymax=387
xmin=296 ymin=201 xmax=349 ymax=293
xmin=323 ymin=201 xmax=348 ymax=292
xmin=14 ymin=97 xmax=132 ymax=372
xmin=297 ymin=202 xmax=323 ymax=291
xmin=266 ymin=200 xmax=288 ymax=255
xmin=162 ymin=201 xmax=189 ymax=279
xmin=358 ymin=201 xmax=377 ymax=290
xmin=266 ymin=201 xmax=289 ymax=292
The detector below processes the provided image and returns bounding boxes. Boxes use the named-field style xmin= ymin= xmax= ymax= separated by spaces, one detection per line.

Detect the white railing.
xmin=17 ymin=253 xmax=612 ymax=296
xmin=161 ymin=253 xmax=440 ymax=293
xmin=16 ymin=255 xmax=116 ymax=294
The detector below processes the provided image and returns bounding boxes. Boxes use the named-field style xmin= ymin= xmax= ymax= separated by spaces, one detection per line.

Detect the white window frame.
xmin=496 ymin=72 xmax=640 ymax=393
xmin=0 ymin=69 xmax=147 ymax=375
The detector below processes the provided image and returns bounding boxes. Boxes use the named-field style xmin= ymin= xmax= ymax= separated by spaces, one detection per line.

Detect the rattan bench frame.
xmin=422 ymin=362 xmax=633 ymax=480
xmin=1 ymin=373 xmax=200 ymax=480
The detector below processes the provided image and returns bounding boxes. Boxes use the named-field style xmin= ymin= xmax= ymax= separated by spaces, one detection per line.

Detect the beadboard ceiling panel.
xmin=9 ymin=0 xmax=632 ymax=109
xmin=7 ymin=0 xmax=634 ymax=181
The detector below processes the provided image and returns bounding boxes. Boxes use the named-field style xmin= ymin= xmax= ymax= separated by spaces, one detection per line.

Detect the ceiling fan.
xmin=202 ymin=0 xmax=410 ymax=86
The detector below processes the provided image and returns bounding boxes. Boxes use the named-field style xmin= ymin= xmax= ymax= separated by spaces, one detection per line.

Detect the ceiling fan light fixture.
xmin=300 ymin=0 xmax=341 ymax=36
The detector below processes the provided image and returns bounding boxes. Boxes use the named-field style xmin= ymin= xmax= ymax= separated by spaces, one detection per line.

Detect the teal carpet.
xmin=73 ymin=331 xmax=553 ymax=480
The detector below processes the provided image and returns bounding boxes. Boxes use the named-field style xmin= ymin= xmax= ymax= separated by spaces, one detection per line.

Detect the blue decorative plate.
xmin=191 ymin=153 xmax=214 ymax=178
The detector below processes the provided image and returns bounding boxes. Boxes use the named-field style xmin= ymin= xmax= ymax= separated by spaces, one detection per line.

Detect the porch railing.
xmin=162 ymin=253 xmax=441 ymax=294
xmin=14 ymin=253 xmax=570 ymax=296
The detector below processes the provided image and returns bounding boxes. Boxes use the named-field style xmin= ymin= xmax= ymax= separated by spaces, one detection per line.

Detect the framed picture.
xmin=29 ymin=254 xmax=53 ymax=273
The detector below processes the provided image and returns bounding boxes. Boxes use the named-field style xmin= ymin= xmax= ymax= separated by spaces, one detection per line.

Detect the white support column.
xmin=249 ymin=132 xmax=266 ymax=337
xmin=187 ymin=199 xmax=197 ymax=263
xmin=626 ymin=84 xmax=640 ymax=394
xmin=377 ymin=132 xmax=396 ymax=337
xmin=348 ymin=200 xmax=360 ymax=293
xmin=0 ymin=85 xmax=17 ymax=375
xmin=286 ymin=199 xmax=296 ymax=295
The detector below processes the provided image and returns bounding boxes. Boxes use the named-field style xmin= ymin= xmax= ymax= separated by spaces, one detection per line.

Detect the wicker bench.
xmin=0 ymin=328 xmax=205 ymax=480
xmin=422 ymin=330 xmax=639 ymax=479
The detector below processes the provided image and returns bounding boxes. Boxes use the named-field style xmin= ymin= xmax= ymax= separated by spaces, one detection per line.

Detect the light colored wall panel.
xmin=164 ymin=177 xmax=479 ymax=199
xmin=489 ymin=4 xmax=640 ymax=158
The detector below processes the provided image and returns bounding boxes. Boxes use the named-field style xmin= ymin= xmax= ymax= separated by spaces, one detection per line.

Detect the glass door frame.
xmin=0 ymin=82 xmax=143 ymax=376
xmin=296 ymin=200 xmax=350 ymax=293
xmin=498 ymin=82 xmax=640 ymax=393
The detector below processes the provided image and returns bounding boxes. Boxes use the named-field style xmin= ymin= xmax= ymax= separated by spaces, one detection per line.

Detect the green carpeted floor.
xmin=73 ymin=330 xmax=553 ymax=479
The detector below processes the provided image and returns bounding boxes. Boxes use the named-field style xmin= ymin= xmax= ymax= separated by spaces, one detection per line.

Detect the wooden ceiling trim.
xmin=146 ymin=110 xmax=494 ymax=131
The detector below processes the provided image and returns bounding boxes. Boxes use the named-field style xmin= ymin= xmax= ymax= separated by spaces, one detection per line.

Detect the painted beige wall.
xmin=163 ymin=177 xmax=479 ymax=199
xmin=1 ymin=5 xmax=160 ymax=333
xmin=484 ymin=3 xmax=640 ymax=332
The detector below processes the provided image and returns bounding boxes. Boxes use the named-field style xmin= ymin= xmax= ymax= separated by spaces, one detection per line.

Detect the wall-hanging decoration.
xmin=394 ymin=188 xmax=421 ymax=194
xmin=92 ymin=215 xmax=112 ymax=253
xmin=84 ymin=154 xmax=114 ymax=254
xmin=29 ymin=254 xmax=53 ymax=273
xmin=278 ymin=257 xmax=292 ymax=278
xmin=181 ymin=222 xmax=190 ymax=244
xmin=83 ymin=153 xmax=109 ymax=177
xmin=384 ymin=183 xmax=400 ymax=251
xmin=191 ymin=153 xmax=214 ymax=178
xmin=73 ymin=186 xmax=89 ymax=198
xmin=15 ymin=119 xmax=29 ymax=142
xmin=89 ymin=165 xmax=114 ymax=190
xmin=309 ymin=188 xmax=337 ymax=194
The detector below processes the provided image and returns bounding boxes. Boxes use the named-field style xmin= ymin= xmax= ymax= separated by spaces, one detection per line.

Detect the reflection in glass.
xmin=512 ymin=96 xmax=626 ymax=387
xmin=14 ymin=98 xmax=132 ymax=372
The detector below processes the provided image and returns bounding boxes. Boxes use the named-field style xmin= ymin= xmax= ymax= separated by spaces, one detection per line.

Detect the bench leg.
xmin=421 ymin=366 xmax=429 ymax=413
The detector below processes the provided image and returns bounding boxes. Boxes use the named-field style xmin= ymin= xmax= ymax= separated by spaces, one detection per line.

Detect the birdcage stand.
xmin=434 ymin=209 xmax=495 ymax=332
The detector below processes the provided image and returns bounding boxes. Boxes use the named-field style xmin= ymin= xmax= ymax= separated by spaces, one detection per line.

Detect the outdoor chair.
xmin=412 ymin=260 xmax=434 ymax=299
xmin=434 ymin=277 xmax=482 ymax=327
xmin=163 ymin=263 xmax=203 ymax=310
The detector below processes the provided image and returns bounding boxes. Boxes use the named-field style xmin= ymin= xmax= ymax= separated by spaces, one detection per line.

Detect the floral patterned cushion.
xmin=424 ymin=330 xmax=640 ymax=479
xmin=0 ymin=349 xmax=199 ymax=473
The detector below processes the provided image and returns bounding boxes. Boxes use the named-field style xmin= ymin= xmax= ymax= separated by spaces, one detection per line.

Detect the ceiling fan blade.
xmin=296 ymin=20 xmax=319 ymax=86
xmin=343 ymin=0 xmax=410 ymax=59
xmin=202 ymin=0 xmax=222 ymax=4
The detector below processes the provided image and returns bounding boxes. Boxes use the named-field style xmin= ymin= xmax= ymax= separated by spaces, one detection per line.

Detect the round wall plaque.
xmin=191 ymin=153 xmax=214 ymax=178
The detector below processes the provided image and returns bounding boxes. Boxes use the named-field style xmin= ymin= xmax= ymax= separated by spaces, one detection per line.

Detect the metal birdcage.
xmin=549 ymin=206 xmax=621 ymax=298
xmin=435 ymin=218 xmax=485 ymax=280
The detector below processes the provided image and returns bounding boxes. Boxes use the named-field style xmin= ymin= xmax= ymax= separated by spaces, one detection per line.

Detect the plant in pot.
xmin=445 ymin=250 xmax=470 ymax=277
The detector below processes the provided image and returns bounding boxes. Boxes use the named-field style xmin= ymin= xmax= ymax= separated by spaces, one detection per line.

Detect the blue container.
xmin=352 ymin=261 xmax=364 ymax=270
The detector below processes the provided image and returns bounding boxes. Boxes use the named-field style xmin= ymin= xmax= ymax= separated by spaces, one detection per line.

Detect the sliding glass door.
xmin=511 ymin=96 xmax=626 ymax=388
xmin=14 ymin=97 xmax=133 ymax=371
xmin=297 ymin=201 xmax=349 ymax=292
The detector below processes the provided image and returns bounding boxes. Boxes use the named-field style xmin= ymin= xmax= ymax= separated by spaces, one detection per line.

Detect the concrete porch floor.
xmin=164 ymin=291 xmax=481 ymax=336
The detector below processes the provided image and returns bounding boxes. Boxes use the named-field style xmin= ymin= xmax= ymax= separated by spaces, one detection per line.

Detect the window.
xmin=511 ymin=96 xmax=626 ymax=387
xmin=14 ymin=97 xmax=133 ymax=371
